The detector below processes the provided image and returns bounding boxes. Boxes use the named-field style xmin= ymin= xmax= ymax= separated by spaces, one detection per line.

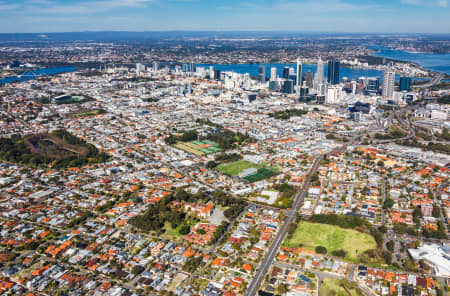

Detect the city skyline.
xmin=0 ymin=0 xmax=449 ymax=34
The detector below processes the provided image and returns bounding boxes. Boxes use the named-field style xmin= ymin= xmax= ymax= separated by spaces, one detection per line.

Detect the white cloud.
xmin=437 ymin=0 xmax=448 ymax=7
xmin=28 ymin=0 xmax=155 ymax=15
xmin=400 ymin=0 xmax=448 ymax=7
xmin=400 ymin=0 xmax=422 ymax=5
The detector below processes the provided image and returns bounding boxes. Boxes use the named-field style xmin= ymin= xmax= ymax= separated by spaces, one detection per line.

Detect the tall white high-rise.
xmin=153 ymin=61 xmax=159 ymax=72
xmin=270 ymin=67 xmax=277 ymax=81
xmin=382 ymin=71 xmax=395 ymax=98
xmin=296 ymin=59 xmax=303 ymax=87
xmin=314 ymin=57 xmax=324 ymax=91
xmin=326 ymin=86 xmax=343 ymax=104
xmin=136 ymin=63 xmax=145 ymax=74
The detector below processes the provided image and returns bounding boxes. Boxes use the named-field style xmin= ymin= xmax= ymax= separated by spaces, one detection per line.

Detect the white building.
xmin=326 ymin=86 xmax=343 ymax=104
xmin=431 ymin=110 xmax=448 ymax=121
xmin=382 ymin=71 xmax=395 ymax=99
xmin=408 ymin=244 xmax=450 ymax=277
xmin=136 ymin=63 xmax=145 ymax=74
xmin=270 ymin=67 xmax=277 ymax=82
xmin=314 ymin=57 xmax=324 ymax=91
xmin=296 ymin=59 xmax=303 ymax=87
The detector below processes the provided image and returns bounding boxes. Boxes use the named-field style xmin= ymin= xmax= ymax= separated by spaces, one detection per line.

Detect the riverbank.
xmin=369 ymin=45 xmax=450 ymax=76
xmin=0 ymin=66 xmax=76 ymax=84
xmin=197 ymin=63 xmax=447 ymax=83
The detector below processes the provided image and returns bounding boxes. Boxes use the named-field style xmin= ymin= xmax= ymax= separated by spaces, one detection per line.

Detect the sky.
xmin=0 ymin=0 xmax=449 ymax=33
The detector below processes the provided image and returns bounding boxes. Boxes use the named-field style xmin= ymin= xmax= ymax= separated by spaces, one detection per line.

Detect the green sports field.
xmin=284 ymin=221 xmax=376 ymax=262
xmin=216 ymin=160 xmax=262 ymax=176
xmin=216 ymin=160 xmax=279 ymax=182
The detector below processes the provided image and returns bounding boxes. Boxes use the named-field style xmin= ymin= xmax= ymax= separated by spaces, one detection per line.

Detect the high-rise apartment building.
xmin=327 ymin=59 xmax=340 ymax=85
xmin=270 ymin=67 xmax=277 ymax=81
xmin=382 ymin=71 xmax=395 ymax=98
xmin=314 ymin=58 xmax=324 ymax=90
xmin=400 ymin=76 xmax=411 ymax=92
xmin=258 ymin=65 xmax=266 ymax=83
xmin=296 ymin=59 xmax=303 ymax=87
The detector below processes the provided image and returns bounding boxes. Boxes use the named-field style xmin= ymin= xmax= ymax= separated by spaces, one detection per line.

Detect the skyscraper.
xmin=314 ymin=58 xmax=324 ymax=91
xmin=327 ymin=59 xmax=340 ymax=85
xmin=270 ymin=67 xmax=277 ymax=81
xmin=296 ymin=59 xmax=303 ymax=87
xmin=258 ymin=65 xmax=266 ymax=83
xmin=304 ymin=71 xmax=314 ymax=88
xmin=399 ymin=76 xmax=411 ymax=92
xmin=136 ymin=63 xmax=145 ymax=74
xmin=367 ymin=77 xmax=380 ymax=95
xmin=382 ymin=71 xmax=395 ymax=98
xmin=282 ymin=67 xmax=290 ymax=79
xmin=282 ymin=80 xmax=294 ymax=94
xmin=153 ymin=61 xmax=159 ymax=72
xmin=214 ymin=70 xmax=221 ymax=80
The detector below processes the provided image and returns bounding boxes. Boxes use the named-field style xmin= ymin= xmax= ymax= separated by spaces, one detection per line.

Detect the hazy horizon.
xmin=0 ymin=0 xmax=449 ymax=34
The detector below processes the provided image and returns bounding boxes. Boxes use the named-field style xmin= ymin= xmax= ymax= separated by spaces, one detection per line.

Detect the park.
xmin=284 ymin=221 xmax=377 ymax=262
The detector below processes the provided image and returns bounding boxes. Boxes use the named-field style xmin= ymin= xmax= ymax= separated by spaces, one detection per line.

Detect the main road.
xmin=245 ymin=157 xmax=322 ymax=296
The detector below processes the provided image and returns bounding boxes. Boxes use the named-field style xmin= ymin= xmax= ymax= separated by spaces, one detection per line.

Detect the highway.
xmin=416 ymin=73 xmax=443 ymax=88
xmin=245 ymin=157 xmax=322 ymax=296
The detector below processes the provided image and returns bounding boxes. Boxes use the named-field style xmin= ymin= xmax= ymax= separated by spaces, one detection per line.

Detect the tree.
xmin=382 ymin=250 xmax=392 ymax=265
xmin=331 ymin=249 xmax=347 ymax=258
xmin=383 ymin=198 xmax=394 ymax=209
xmin=315 ymin=246 xmax=327 ymax=254
xmin=378 ymin=225 xmax=388 ymax=233
xmin=206 ymin=161 xmax=217 ymax=169
xmin=179 ymin=225 xmax=190 ymax=235
xmin=386 ymin=240 xmax=395 ymax=252
xmin=277 ymin=283 xmax=288 ymax=295
xmin=413 ymin=207 xmax=423 ymax=224
xmin=432 ymin=205 xmax=441 ymax=218
xmin=196 ymin=229 xmax=206 ymax=235
xmin=131 ymin=265 xmax=143 ymax=275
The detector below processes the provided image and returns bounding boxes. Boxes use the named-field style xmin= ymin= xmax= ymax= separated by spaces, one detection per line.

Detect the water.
xmin=0 ymin=66 xmax=76 ymax=84
xmin=370 ymin=45 xmax=450 ymax=75
xmin=197 ymin=63 xmax=437 ymax=83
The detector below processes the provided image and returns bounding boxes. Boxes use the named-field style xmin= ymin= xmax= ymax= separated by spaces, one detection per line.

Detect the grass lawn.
xmin=173 ymin=142 xmax=205 ymax=156
xmin=158 ymin=221 xmax=184 ymax=240
xmin=319 ymin=279 xmax=364 ymax=296
xmin=284 ymin=221 xmax=376 ymax=262
xmin=216 ymin=160 xmax=264 ymax=176
xmin=167 ymin=273 xmax=188 ymax=292
xmin=173 ymin=140 xmax=222 ymax=156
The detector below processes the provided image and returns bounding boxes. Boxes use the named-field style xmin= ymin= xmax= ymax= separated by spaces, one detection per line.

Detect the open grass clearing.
xmin=156 ymin=221 xmax=184 ymax=241
xmin=284 ymin=221 xmax=376 ymax=262
xmin=167 ymin=272 xmax=188 ymax=292
xmin=319 ymin=279 xmax=364 ymax=296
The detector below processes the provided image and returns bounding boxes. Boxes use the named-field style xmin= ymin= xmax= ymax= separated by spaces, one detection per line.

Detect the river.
xmin=197 ymin=63 xmax=437 ymax=83
xmin=370 ymin=45 xmax=450 ymax=75
xmin=0 ymin=66 xmax=76 ymax=84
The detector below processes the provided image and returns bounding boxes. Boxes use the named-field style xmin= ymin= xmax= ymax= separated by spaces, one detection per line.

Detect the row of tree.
xmin=0 ymin=131 xmax=109 ymax=169
xmin=268 ymin=108 xmax=308 ymax=120
xmin=397 ymin=139 xmax=450 ymax=154
xmin=164 ymin=130 xmax=199 ymax=144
